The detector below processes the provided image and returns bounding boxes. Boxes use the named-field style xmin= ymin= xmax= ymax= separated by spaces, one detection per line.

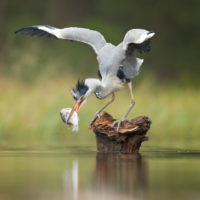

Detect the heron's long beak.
xmin=66 ymin=99 xmax=83 ymax=123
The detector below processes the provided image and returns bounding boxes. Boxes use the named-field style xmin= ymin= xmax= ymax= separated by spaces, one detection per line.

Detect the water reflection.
xmin=0 ymin=149 xmax=199 ymax=200
xmin=63 ymin=160 xmax=79 ymax=200
xmin=94 ymin=153 xmax=148 ymax=199
xmin=61 ymin=153 xmax=148 ymax=200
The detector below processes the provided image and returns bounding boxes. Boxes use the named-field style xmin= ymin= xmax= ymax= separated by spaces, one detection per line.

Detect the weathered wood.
xmin=91 ymin=112 xmax=151 ymax=153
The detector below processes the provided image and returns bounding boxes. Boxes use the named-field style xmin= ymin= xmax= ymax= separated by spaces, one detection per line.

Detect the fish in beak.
xmin=66 ymin=97 xmax=84 ymax=123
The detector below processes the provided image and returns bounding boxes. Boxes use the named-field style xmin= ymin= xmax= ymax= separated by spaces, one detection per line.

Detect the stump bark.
xmin=91 ymin=112 xmax=151 ymax=153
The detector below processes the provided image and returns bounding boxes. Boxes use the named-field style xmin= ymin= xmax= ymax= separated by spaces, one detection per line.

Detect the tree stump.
xmin=91 ymin=112 xmax=151 ymax=153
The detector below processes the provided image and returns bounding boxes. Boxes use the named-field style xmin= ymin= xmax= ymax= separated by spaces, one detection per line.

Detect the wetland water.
xmin=0 ymin=147 xmax=199 ymax=200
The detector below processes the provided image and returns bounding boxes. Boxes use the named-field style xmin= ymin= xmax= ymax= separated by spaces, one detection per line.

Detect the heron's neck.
xmin=85 ymin=78 xmax=109 ymax=99
xmin=86 ymin=77 xmax=124 ymax=99
xmin=84 ymin=78 xmax=102 ymax=97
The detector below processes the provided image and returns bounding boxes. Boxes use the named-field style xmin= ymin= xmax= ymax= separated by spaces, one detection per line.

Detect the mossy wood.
xmin=91 ymin=112 xmax=151 ymax=153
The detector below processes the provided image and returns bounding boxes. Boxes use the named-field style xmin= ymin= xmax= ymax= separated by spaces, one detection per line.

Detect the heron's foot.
xmin=112 ymin=117 xmax=126 ymax=132
xmin=89 ymin=113 xmax=101 ymax=129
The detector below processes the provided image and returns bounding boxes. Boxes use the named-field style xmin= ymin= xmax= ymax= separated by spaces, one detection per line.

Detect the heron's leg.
xmin=89 ymin=93 xmax=115 ymax=128
xmin=123 ymin=81 xmax=135 ymax=119
xmin=112 ymin=81 xmax=135 ymax=132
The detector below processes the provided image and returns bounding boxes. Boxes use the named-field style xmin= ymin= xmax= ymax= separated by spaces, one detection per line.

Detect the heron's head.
xmin=67 ymin=78 xmax=101 ymax=122
xmin=67 ymin=80 xmax=90 ymax=122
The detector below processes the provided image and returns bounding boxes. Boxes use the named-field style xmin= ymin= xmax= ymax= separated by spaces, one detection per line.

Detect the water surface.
xmin=0 ymin=147 xmax=200 ymax=200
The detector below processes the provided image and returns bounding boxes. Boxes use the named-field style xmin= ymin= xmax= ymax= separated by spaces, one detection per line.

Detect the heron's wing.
xmin=115 ymin=29 xmax=154 ymax=79
xmin=122 ymin=29 xmax=155 ymax=53
xmin=122 ymin=54 xmax=143 ymax=80
xmin=15 ymin=25 xmax=107 ymax=54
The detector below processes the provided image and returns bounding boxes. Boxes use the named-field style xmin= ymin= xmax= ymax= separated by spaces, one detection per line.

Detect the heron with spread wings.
xmin=15 ymin=25 xmax=155 ymax=131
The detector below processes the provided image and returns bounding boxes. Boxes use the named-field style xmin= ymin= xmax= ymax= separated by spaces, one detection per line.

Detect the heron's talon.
xmin=97 ymin=113 xmax=101 ymax=119
xmin=112 ymin=118 xmax=126 ymax=132
xmin=125 ymin=119 xmax=132 ymax=123
xmin=116 ymin=121 xmax=121 ymax=132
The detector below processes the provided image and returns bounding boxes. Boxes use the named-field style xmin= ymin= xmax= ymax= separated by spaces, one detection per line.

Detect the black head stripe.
xmin=71 ymin=89 xmax=78 ymax=101
xmin=76 ymin=80 xmax=89 ymax=96
xmin=71 ymin=79 xmax=89 ymax=100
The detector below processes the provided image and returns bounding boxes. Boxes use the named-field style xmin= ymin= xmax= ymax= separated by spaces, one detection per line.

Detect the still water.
xmin=0 ymin=147 xmax=199 ymax=200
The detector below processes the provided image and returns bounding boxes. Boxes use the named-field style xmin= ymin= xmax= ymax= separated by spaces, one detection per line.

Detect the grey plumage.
xmin=15 ymin=25 xmax=155 ymax=131
xmin=15 ymin=25 xmax=106 ymax=54
xmin=15 ymin=25 xmax=154 ymax=83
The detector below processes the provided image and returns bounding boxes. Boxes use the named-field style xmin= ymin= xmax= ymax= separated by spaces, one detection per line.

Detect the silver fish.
xmin=60 ymin=108 xmax=80 ymax=132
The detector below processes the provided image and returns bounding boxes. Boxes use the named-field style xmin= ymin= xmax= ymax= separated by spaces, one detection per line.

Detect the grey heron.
xmin=15 ymin=25 xmax=155 ymax=131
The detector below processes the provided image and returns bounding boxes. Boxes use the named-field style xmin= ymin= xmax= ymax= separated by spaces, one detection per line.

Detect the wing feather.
xmin=123 ymin=29 xmax=155 ymax=51
xmin=15 ymin=25 xmax=107 ymax=54
xmin=115 ymin=29 xmax=155 ymax=80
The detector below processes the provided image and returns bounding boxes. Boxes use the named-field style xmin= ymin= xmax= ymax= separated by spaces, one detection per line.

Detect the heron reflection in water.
xmin=62 ymin=153 xmax=147 ymax=200
xmin=95 ymin=153 xmax=148 ymax=199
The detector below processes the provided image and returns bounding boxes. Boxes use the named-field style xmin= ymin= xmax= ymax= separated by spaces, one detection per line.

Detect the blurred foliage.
xmin=0 ymin=75 xmax=200 ymax=149
xmin=0 ymin=0 xmax=200 ymax=148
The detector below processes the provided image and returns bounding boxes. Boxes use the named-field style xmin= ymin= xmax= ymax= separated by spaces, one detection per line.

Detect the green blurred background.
xmin=0 ymin=0 xmax=200 ymax=149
